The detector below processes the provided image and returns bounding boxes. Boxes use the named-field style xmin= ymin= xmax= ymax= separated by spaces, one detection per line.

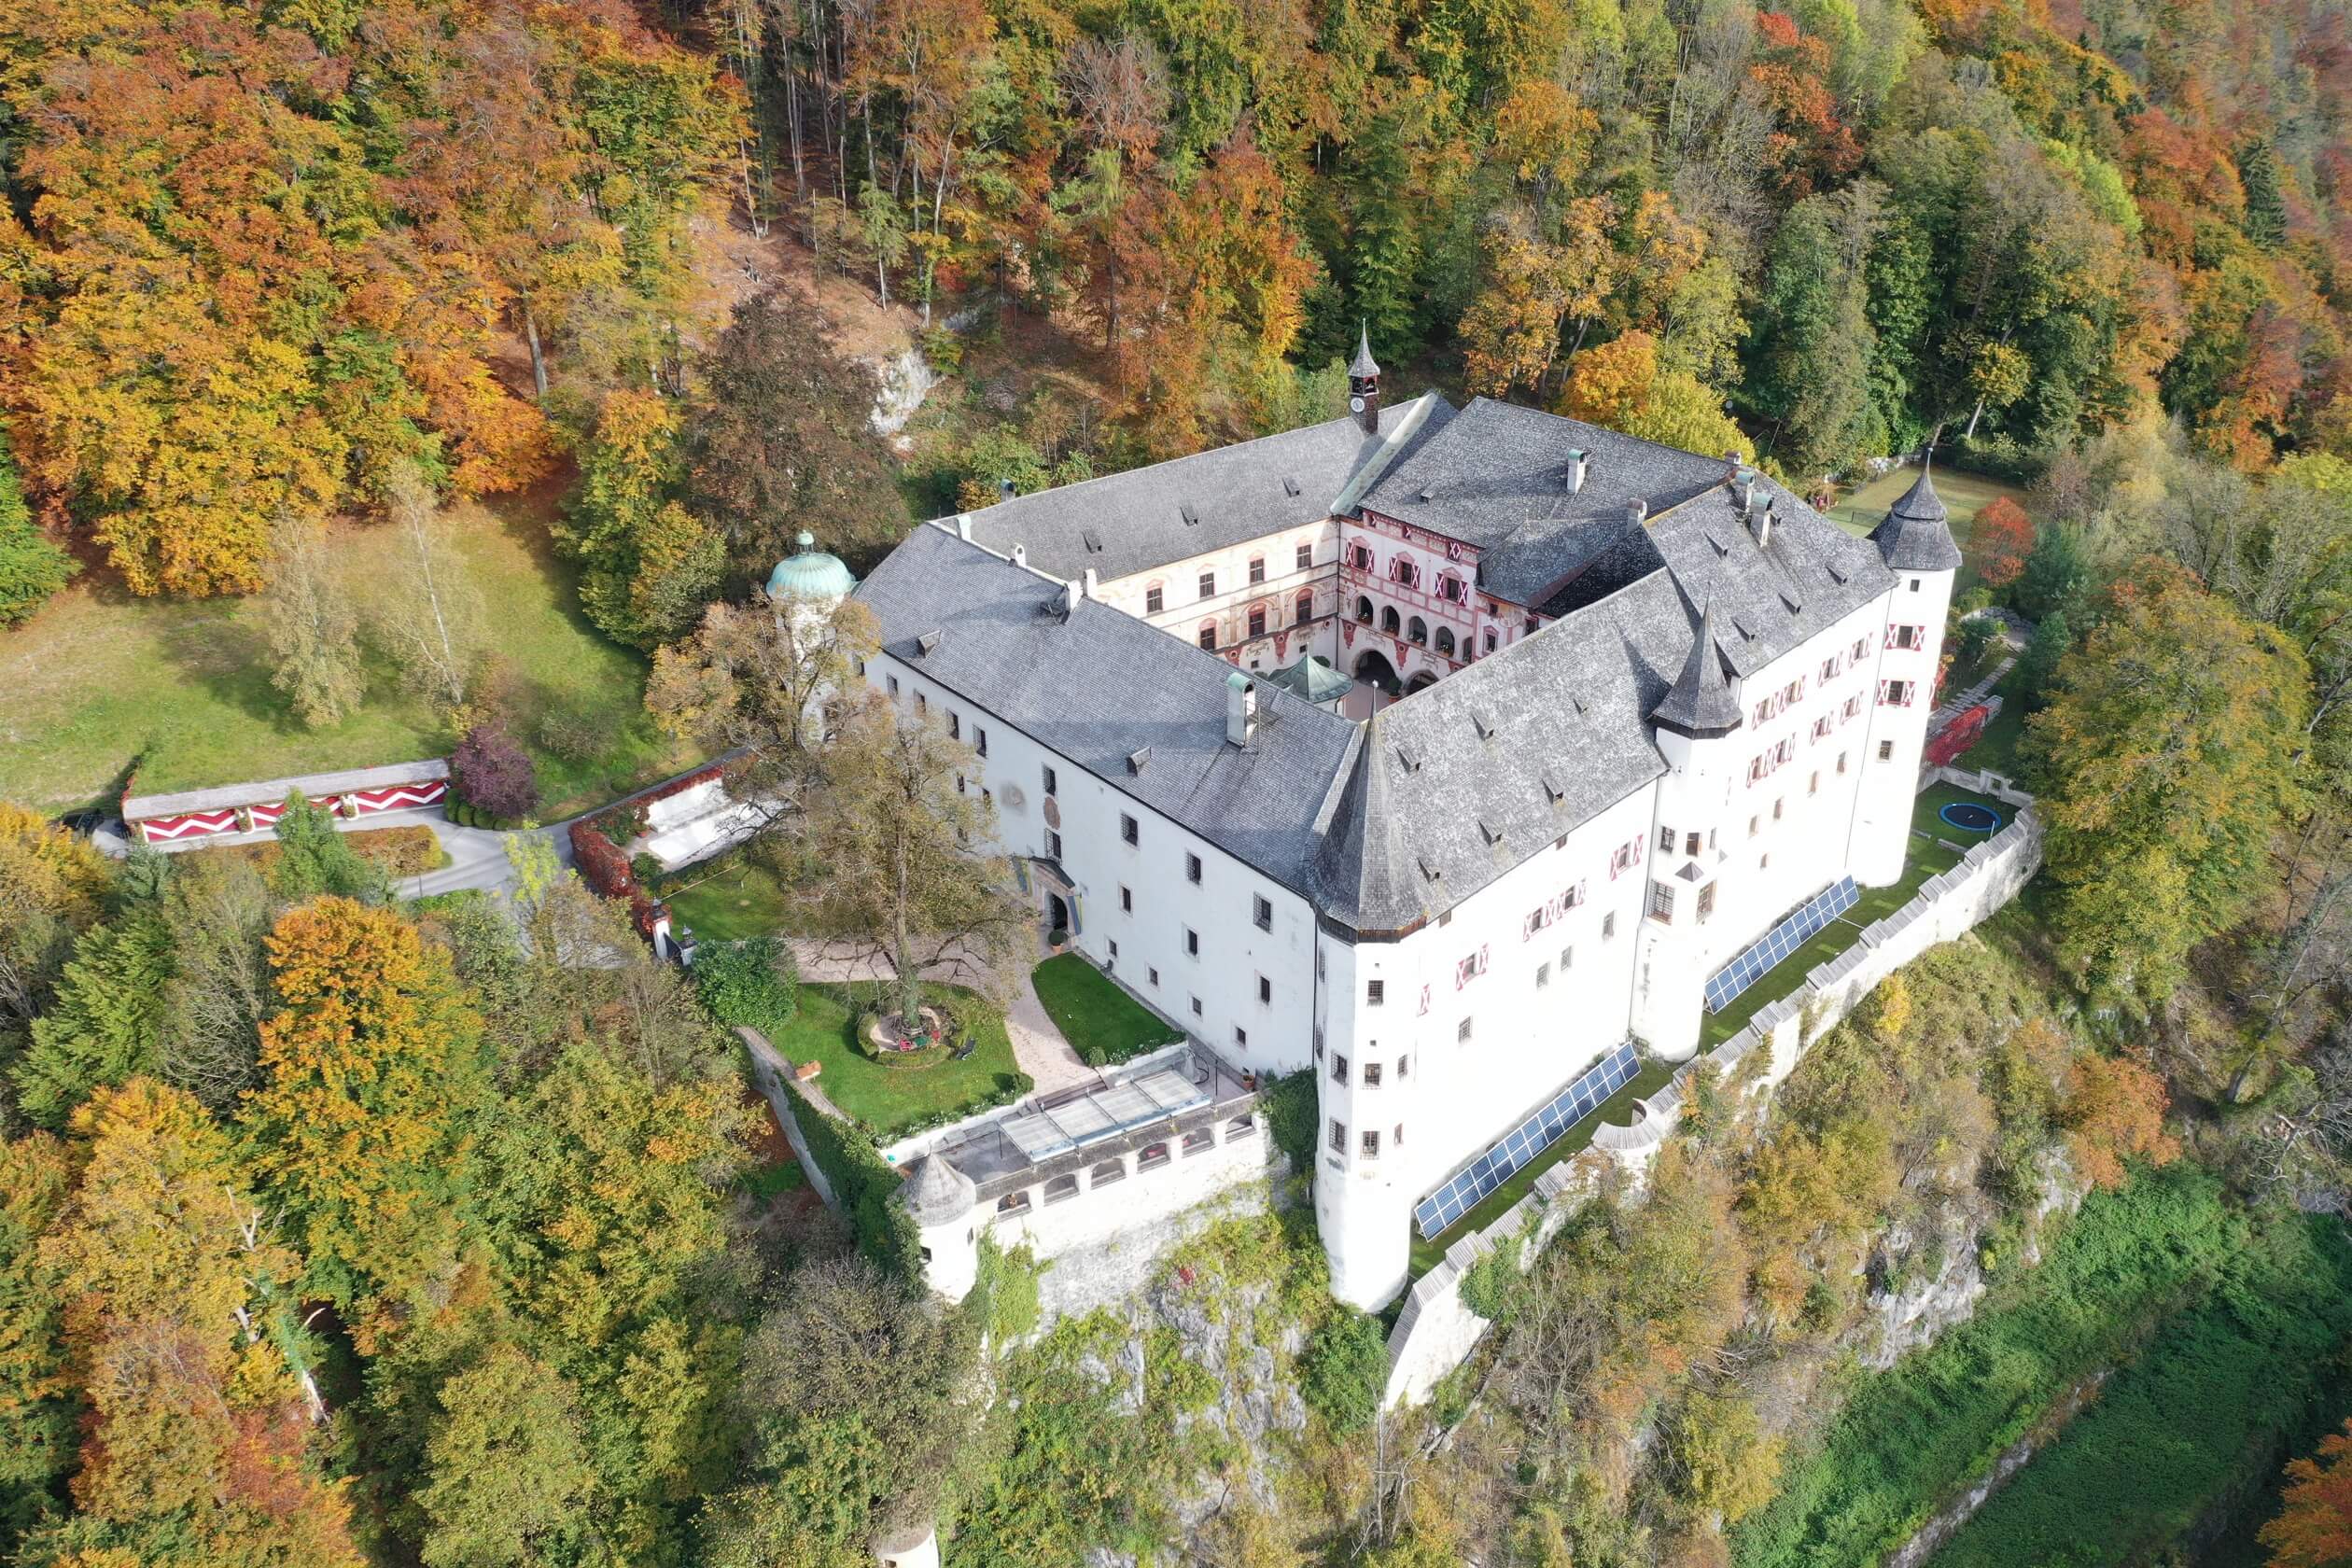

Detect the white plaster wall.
xmin=864 ymin=654 xmax=1318 ymax=1077
xmin=1315 ymin=782 xmax=1659 ymax=1309
xmin=1098 ymin=522 xmax=1339 ymax=675
xmin=1852 ymin=565 xmax=1957 ymax=884
xmin=1380 ymin=791 xmax=2043 ymax=1409
xmin=987 ymin=1118 xmax=1276 ymax=1261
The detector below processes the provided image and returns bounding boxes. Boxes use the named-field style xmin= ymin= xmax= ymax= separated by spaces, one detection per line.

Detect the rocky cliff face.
xmin=1861 ymin=1154 xmax=2082 ymax=1370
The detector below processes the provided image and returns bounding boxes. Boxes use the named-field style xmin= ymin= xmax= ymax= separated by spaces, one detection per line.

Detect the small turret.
xmin=899 ymin=1153 xmax=978 ymax=1303
xmin=1348 ymin=322 xmax=1381 ymax=435
xmin=1869 ymin=460 xmax=1963 ymax=573
xmin=1651 ymin=596 xmax=1743 ymax=739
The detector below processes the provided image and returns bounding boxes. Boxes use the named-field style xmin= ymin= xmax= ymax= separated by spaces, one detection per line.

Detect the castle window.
xmin=1911 ymin=577 xmax=1923 ymax=591
xmin=1233 ymin=1026 xmax=1248 ymax=1047
xmin=948 ymin=711 xmax=960 ymax=739
xmin=1148 ymin=966 xmax=1159 ymax=986
xmin=1398 ymin=1054 xmax=1409 ymax=1077
xmin=1045 ymin=829 xmax=1062 ymax=859
xmin=1362 ymin=1129 xmax=1381 ymax=1159
xmin=1146 ymin=584 xmax=1164 ymax=613
xmin=1603 ymin=912 xmax=1617 ymax=939
xmin=1249 ymin=556 xmax=1266 ymax=585
xmin=1328 ymin=1119 xmax=1347 ymax=1155
xmin=1367 ymin=979 xmax=1385 ymax=1006
xmin=1809 ymin=770 xmax=1821 ymax=796
xmin=1484 ymin=628 xmax=1499 ymax=654
xmin=1199 ymin=571 xmax=1216 ymax=598
xmin=1881 ymin=679 xmax=1915 ymax=707
xmin=1381 ymin=606 xmax=1401 ymax=635
xmin=1879 ymin=739 xmax=1896 ymax=761
xmin=996 ymin=1190 xmax=1030 ymax=1215
xmin=1121 ymin=813 xmax=1138 ymax=845
xmin=1648 ymin=880 xmax=1674 ymax=923
xmin=1457 ymin=1015 xmax=1474 ymax=1043
xmin=976 ymin=727 xmax=988 ymax=756
xmin=1333 ymin=1054 xmax=1349 ymax=1085
xmin=1659 ymin=825 xmax=1676 ymax=852
xmin=1355 ymin=595 xmax=1373 ymax=623
xmin=1198 ymin=623 xmax=1218 ymax=651
xmin=1140 ymin=1141 xmax=1171 ymax=1171
xmin=1837 ymin=751 xmax=1849 ymax=775
xmin=1186 ymin=852 xmax=1203 ymax=884
xmin=887 ymin=675 xmax=901 ymax=697
xmin=1560 ymin=946 xmax=1574 ymax=972
xmin=1348 ymin=542 xmax=1374 ymax=571
xmin=1226 ymin=1113 xmax=1256 ymax=1139
xmin=1191 ymin=996 xmax=1203 ymax=1015
xmin=1258 ymin=975 xmax=1272 ymax=1004
xmin=1043 ymin=1173 xmax=1080 ymax=1205
xmin=1686 ymin=832 xmax=1702 ymax=856
xmin=1185 ymin=928 xmax=1199 ymax=957
xmin=1253 ymin=894 xmax=1273 ymax=931
xmin=1091 ymin=1157 xmax=1127 ymax=1187
xmin=1536 ymin=961 xmax=1551 ymax=988
xmin=1184 ymin=1127 xmax=1216 ymax=1155
xmin=1853 ymin=636 xmax=1869 ymax=661
xmin=1296 ymin=541 xmax=1314 ymax=570
xmin=1698 ymin=882 xmax=1716 ymax=922
xmin=1364 ymin=1060 xmax=1383 ymax=1087
xmin=1435 ymin=626 xmax=1455 ymax=657
xmin=1749 ymin=815 xmax=1759 ymax=837
xmin=1296 ymin=589 xmax=1315 ymax=625
xmin=1890 ymin=623 xmax=1925 ymax=651
xmin=1043 ymin=765 xmax=1057 ymax=796
xmin=1391 ymin=557 xmax=1420 ymax=589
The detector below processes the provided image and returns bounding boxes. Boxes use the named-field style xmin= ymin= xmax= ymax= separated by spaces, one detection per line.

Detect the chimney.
xmin=1225 ymin=671 xmax=1257 ymax=747
xmin=1011 ymin=543 xmax=1028 ymax=569
xmin=1565 ymin=449 xmax=1589 ymax=495
xmin=1753 ymin=505 xmax=1775 ymax=551
xmin=1063 ymin=578 xmax=1082 ymax=617
xmin=998 ymin=477 xmax=1015 ymax=502
xmin=1083 ymin=567 xmax=1099 ymax=599
xmin=1627 ymin=498 xmax=1648 ymax=526
xmin=1733 ymin=465 xmax=1757 ymax=513
xmin=955 ymin=514 xmax=973 ymax=541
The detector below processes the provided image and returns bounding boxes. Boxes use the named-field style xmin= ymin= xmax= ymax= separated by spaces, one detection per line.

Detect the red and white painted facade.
xmin=122 ymin=761 xmax=450 ymax=846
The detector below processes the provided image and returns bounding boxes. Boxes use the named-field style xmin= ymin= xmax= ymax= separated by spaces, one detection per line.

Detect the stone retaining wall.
xmin=1381 ymin=766 xmax=2044 ymax=1408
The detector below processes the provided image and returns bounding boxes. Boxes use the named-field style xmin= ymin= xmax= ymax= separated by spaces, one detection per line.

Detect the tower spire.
xmin=1348 ymin=321 xmax=1382 ymax=434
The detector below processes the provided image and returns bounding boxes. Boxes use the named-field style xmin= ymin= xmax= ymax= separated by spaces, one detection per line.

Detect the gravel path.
xmin=785 ymin=937 xmax=1097 ymax=1095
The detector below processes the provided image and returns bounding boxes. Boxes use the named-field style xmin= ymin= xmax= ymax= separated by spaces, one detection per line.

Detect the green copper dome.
xmin=765 ymin=532 xmax=857 ymax=601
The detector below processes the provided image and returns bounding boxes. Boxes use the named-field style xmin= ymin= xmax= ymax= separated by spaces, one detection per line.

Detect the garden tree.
xmin=681 ymin=288 xmax=910 ymax=581
xmin=11 ymin=916 xmax=175 ymax=1131
xmin=269 ymin=791 xmax=390 ymax=904
xmin=242 ymin=898 xmax=492 ymax=1337
xmin=2014 ymin=521 xmax=2095 ymax=624
xmin=451 ymin=723 xmax=540 ymax=821
xmin=0 ymin=437 xmax=73 ymax=628
xmin=372 ymin=466 xmax=482 ymax=714
xmin=2061 ymin=1055 xmax=2181 ymax=1189
xmin=1973 ymin=496 xmax=2035 ymax=590
xmin=2263 ymin=1419 xmax=2352 ymax=1567
xmin=0 ymin=1134 xmax=76 ymax=1552
xmin=703 ymin=1255 xmax=980 ymax=1562
xmin=0 ymin=804 xmax=111 ymax=1035
xmin=789 ymin=695 xmax=1027 ymax=1029
xmin=646 ymin=592 xmax=881 ymax=812
xmin=557 ymin=390 xmax=725 ymax=651
xmin=27 ymin=1079 xmax=362 ymax=1568
xmin=2029 ymin=560 xmax=2311 ymax=1005
xmin=263 ymin=515 xmax=365 ymax=729
xmin=414 ymin=1346 xmax=602 ymax=1568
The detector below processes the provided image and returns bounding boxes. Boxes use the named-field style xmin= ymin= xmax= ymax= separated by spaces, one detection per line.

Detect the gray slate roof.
xmin=1311 ymin=473 xmax=1895 ymax=934
xmin=1869 ymin=464 xmax=1965 ymax=572
xmin=855 ymin=526 xmax=1362 ymax=898
xmin=1360 ymin=398 xmax=1732 ymax=604
xmin=1650 ymin=597 xmax=1743 ymax=737
xmin=950 ymin=394 xmax=1452 ymax=584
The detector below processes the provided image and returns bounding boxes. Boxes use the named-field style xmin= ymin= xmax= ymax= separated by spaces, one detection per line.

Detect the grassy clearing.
xmin=768 ymin=982 xmax=1027 ymax=1137
xmin=0 ymin=485 xmax=686 ymax=818
xmin=1030 ymin=954 xmax=1183 ymax=1067
xmin=1732 ymin=1167 xmax=2251 ymax=1568
xmin=1825 ymin=464 xmax=2032 ymax=595
xmin=665 ymin=854 xmax=793 ymax=942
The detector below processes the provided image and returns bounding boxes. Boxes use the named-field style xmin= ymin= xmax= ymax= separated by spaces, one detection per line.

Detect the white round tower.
xmin=899 ymin=1152 xmax=978 ymax=1304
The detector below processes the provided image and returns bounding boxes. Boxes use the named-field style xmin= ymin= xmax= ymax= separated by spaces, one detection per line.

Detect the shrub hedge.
xmin=786 ymin=1080 xmax=922 ymax=1286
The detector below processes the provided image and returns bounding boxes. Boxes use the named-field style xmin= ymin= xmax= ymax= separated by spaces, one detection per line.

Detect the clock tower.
xmin=1348 ymin=321 xmax=1381 ymax=435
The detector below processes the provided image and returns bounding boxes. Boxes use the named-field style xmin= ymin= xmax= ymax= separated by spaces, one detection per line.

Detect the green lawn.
xmin=1962 ymin=664 xmax=2034 ymax=780
xmin=0 ymin=485 xmax=687 ymax=819
xmin=1699 ymin=783 xmax=2008 ymax=1049
xmin=1030 ymin=954 xmax=1184 ymax=1067
xmin=666 ymin=854 xmax=793 ymax=943
xmin=1826 ymin=464 xmax=2032 ymax=595
xmin=768 ymin=983 xmax=1028 ymax=1137
xmin=1409 ymin=1055 xmax=1678 ymax=1279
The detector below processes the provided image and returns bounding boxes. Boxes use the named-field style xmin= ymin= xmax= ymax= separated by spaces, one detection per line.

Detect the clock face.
xmin=1349 ymin=395 xmax=1365 ymax=413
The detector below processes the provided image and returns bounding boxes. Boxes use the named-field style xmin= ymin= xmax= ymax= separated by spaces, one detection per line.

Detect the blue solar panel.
xmin=1413 ymin=1042 xmax=1639 ymax=1239
xmin=1703 ymin=876 xmax=1860 ymax=1013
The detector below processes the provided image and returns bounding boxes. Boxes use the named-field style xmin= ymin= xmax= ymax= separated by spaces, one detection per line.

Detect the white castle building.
xmin=846 ymin=338 xmax=1961 ymax=1309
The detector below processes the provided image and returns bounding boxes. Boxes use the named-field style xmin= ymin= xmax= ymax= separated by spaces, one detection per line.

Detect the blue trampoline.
xmin=1939 ymin=801 xmax=2002 ymax=833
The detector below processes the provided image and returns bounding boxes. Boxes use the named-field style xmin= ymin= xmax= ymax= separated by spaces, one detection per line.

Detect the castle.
xmin=844 ymin=337 xmax=1960 ymax=1309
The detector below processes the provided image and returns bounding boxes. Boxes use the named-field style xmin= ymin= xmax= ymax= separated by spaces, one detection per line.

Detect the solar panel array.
xmin=1413 ymin=1042 xmax=1639 ymax=1239
xmin=1703 ymin=876 xmax=1860 ymax=1013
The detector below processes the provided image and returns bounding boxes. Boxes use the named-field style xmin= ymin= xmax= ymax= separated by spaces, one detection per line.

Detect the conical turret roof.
xmin=901 ymin=1152 xmax=975 ymax=1225
xmin=1651 ymin=595 xmax=1743 ymax=738
xmin=1348 ymin=321 xmax=1380 ymax=379
xmin=1869 ymin=460 xmax=1963 ymax=572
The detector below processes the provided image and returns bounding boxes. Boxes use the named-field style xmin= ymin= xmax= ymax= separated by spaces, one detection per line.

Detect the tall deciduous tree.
xmin=0 ymin=433 xmax=73 ymax=629
xmin=1972 ymin=497 xmax=2035 ymax=590
xmin=373 ymin=467 xmax=483 ymax=714
xmin=791 ymin=695 xmax=1024 ymax=1026
xmin=242 ymin=899 xmax=490 ymax=1337
xmin=559 ymin=391 xmax=725 ymax=651
xmin=264 ymin=516 xmax=366 ymax=729
xmin=2264 ymin=1419 xmax=2352 ymax=1568
xmin=2029 ymin=559 xmax=2311 ymax=1005
xmin=415 ymin=1346 xmax=601 ymax=1568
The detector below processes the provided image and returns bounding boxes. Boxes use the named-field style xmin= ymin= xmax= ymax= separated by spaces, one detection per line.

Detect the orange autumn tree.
xmin=241 ymin=899 xmax=491 ymax=1345
xmin=25 ymin=1080 xmax=364 ymax=1568
xmin=2060 ymin=1054 xmax=2180 ymax=1188
xmin=2263 ymin=1420 xmax=2352 ymax=1567
xmin=1974 ymin=495 xmax=2036 ymax=588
